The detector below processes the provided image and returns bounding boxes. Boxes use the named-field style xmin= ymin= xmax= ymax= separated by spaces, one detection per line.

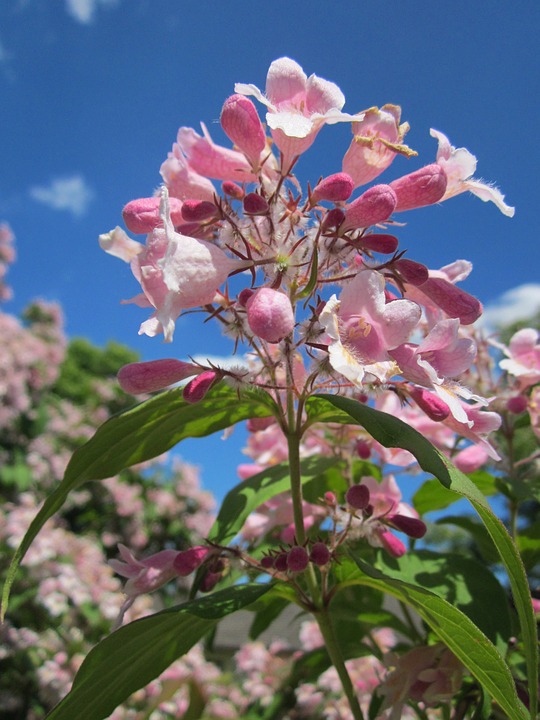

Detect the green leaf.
xmin=344 ymin=554 xmax=528 ymax=720
xmin=435 ymin=516 xmax=501 ymax=565
xmin=517 ymin=520 xmax=540 ymax=573
xmin=1 ymin=385 xmax=275 ymax=620
xmin=46 ymin=583 xmax=271 ymax=720
xmin=412 ymin=478 xmax=460 ymax=515
xmin=208 ymin=455 xmax=344 ymax=546
xmin=306 ymin=394 xmax=538 ymax=720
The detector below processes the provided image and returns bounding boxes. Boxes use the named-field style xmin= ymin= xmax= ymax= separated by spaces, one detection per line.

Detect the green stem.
xmin=286 ymin=427 xmax=306 ymax=546
xmin=315 ymin=607 xmax=365 ymax=720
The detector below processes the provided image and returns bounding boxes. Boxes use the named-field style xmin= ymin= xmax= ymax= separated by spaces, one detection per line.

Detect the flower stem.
xmin=315 ymin=607 xmax=365 ymax=720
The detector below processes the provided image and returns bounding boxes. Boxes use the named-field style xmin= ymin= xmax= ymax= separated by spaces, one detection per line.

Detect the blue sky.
xmin=1 ymin=0 xmax=539 ymax=500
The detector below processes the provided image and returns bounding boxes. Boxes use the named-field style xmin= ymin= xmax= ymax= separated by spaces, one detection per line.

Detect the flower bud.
xmin=390 ymin=163 xmax=447 ymax=212
xmin=355 ymin=440 xmax=371 ymax=459
xmin=287 ymin=546 xmax=309 ymax=573
xmin=220 ymin=94 xmax=266 ymax=166
xmin=117 ymin=359 xmax=201 ymax=394
xmin=359 ymin=233 xmax=399 ymax=254
xmin=246 ymin=417 xmax=275 ymax=432
xmin=243 ymin=192 xmax=269 ymax=215
xmin=260 ymin=555 xmax=275 ymax=570
xmin=183 ymin=370 xmax=218 ymax=403
xmin=394 ymin=258 xmax=429 ymax=286
xmin=345 ymin=483 xmax=371 ymax=510
xmin=419 ymin=277 xmax=482 ymax=325
xmin=122 ymin=196 xmax=183 ymax=234
xmin=309 ymin=542 xmax=331 ymax=567
xmin=341 ymin=184 xmax=397 ymax=232
xmin=181 ymin=199 xmax=219 ymax=223
xmin=380 ymin=530 xmax=407 ymax=558
xmin=409 ymin=387 xmax=450 ymax=422
xmin=200 ymin=571 xmax=222 ymax=592
xmin=274 ymin=553 xmax=288 ymax=572
xmin=222 ymin=181 xmax=245 ymax=199
xmin=324 ymin=491 xmax=337 ymax=506
xmin=321 ymin=207 xmax=346 ymax=232
xmin=311 ymin=172 xmax=354 ymax=204
xmin=237 ymin=287 xmax=254 ymax=307
xmin=173 ymin=546 xmax=212 ymax=576
xmin=507 ymin=395 xmax=529 ymax=414
xmin=387 ymin=513 xmax=427 ymax=539
xmin=246 ymin=288 xmax=295 ymax=343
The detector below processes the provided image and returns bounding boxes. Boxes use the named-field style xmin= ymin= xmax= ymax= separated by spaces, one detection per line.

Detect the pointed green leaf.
xmin=306 ymin=394 xmax=538 ymax=719
xmin=208 ymin=455 xmax=343 ymax=545
xmin=343 ymin=554 xmax=528 ymax=720
xmin=46 ymin=583 xmax=271 ymax=720
xmin=2 ymin=385 xmax=275 ymax=620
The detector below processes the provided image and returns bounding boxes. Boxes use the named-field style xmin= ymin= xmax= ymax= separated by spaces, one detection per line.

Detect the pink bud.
xmin=117 ymin=359 xmax=201 ymax=394
xmin=220 ymin=94 xmax=266 ymax=166
xmin=359 ymin=234 xmax=399 ymax=254
xmin=309 ymin=542 xmax=331 ymax=566
xmin=390 ymin=163 xmax=448 ymax=212
xmin=409 ymin=387 xmax=450 ymax=422
xmin=260 ymin=555 xmax=275 ymax=570
xmin=200 ymin=571 xmax=222 ymax=592
xmin=321 ymin=207 xmax=346 ymax=232
xmin=342 ymin=184 xmax=397 ymax=232
xmin=222 ymin=181 xmax=245 ymax=199
xmin=345 ymin=483 xmax=371 ymax=510
xmin=246 ymin=288 xmax=295 ymax=343
xmin=324 ymin=491 xmax=337 ymax=506
xmin=419 ymin=277 xmax=482 ymax=325
xmin=395 ymin=258 xmax=429 ymax=286
xmin=183 ymin=370 xmax=218 ymax=403
xmin=173 ymin=546 xmax=212 ymax=576
xmin=380 ymin=530 xmax=407 ymax=558
xmin=122 ymin=196 xmax=183 ymax=234
xmin=243 ymin=192 xmax=269 ymax=215
xmin=181 ymin=199 xmax=219 ymax=223
xmin=355 ymin=440 xmax=371 ymax=459
xmin=274 ymin=553 xmax=288 ymax=572
xmin=237 ymin=288 xmax=254 ymax=307
xmin=387 ymin=514 xmax=427 ymax=539
xmin=312 ymin=172 xmax=355 ymax=203
xmin=507 ymin=395 xmax=529 ymax=414
xmin=287 ymin=546 xmax=309 ymax=573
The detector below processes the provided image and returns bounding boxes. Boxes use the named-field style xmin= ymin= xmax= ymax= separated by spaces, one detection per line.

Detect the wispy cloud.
xmin=29 ymin=175 xmax=94 ymax=217
xmin=191 ymin=354 xmax=249 ymax=371
xmin=65 ymin=0 xmax=119 ymax=25
xmin=480 ymin=284 xmax=540 ymax=330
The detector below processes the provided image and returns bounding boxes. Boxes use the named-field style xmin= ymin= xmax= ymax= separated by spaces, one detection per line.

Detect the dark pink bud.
xmin=222 ymin=181 xmax=245 ymax=199
xmin=243 ymin=192 xmax=269 ymax=215
xmin=390 ymin=163 xmax=447 ymax=212
xmin=324 ymin=491 xmax=337 ymax=506
xmin=200 ymin=571 xmax=222 ymax=592
xmin=117 ymin=359 xmax=201 ymax=394
xmin=395 ymin=258 xmax=429 ymax=286
xmin=183 ymin=370 xmax=218 ymax=403
xmin=380 ymin=530 xmax=407 ymax=558
xmin=260 ymin=555 xmax=275 ymax=570
xmin=123 ymin=196 xmax=183 ymax=234
xmin=309 ymin=542 xmax=331 ymax=566
xmin=342 ymin=184 xmax=397 ymax=231
xmin=175 ymin=222 xmax=204 ymax=237
xmin=237 ymin=287 xmax=254 ymax=307
xmin=221 ymin=94 xmax=266 ymax=166
xmin=419 ymin=277 xmax=482 ymax=325
xmin=355 ymin=440 xmax=371 ymax=459
xmin=173 ymin=546 xmax=212 ymax=576
xmin=246 ymin=288 xmax=295 ymax=343
xmin=387 ymin=513 xmax=427 ymax=539
xmin=409 ymin=387 xmax=450 ymax=422
xmin=274 ymin=553 xmax=288 ymax=572
xmin=321 ymin=207 xmax=346 ymax=232
xmin=345 ymin=483 xmax=371 ymax=510
xmin=360 ymin=234 xmax=399 ymax=254
xmin=246 ymin=416 xmax=275 ymax=432
xmin=312 ymin=172 xmax=355 ymax=203
xmin=507 ymin=395 xmax=529 ymax=414
xmin=181 ymin=199 xmax=219 ymax=223
xmin=287 ymin=546 xmax=309 ymax=573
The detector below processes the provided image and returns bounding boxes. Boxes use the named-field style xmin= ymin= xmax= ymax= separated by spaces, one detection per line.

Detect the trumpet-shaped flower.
xmin=499 ymin=328 xmax=540 ymax=389
xmin=320 ymin=269 xmax=421 ymax=385
xmin=431 ymin=128 xmax=515 ymax=216
xmin=236 ymin=57 xmax=363 ymax=171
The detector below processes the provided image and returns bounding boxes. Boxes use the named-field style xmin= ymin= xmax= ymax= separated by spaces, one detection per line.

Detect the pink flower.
xmin=122 ymin=196 xmax=184 ymax=234
xmin=390 ymin=163 xmax=448 ymax=211
xmin=246 ymin=288 xmax=295 ymax=343
xmin=431 ymin=129 xmax=515 ymax=216
xmin=236 ymin=57 xmax=362 ymax=171
xmin=342 ymin=104 xmax=415 ymax=187
xmin=341 ymin=184 xmax=397 ymax=232
xmin=499 ymin=328 xmax=540 ymax=389
xmin=319 ymin=269 xmax=421 ymax=385
xmin=98 ymin=226 xmax=143 ymax=262
xmin=311 ymin=172 xmax=355 ymax=204
xmin=220 ymin=94 xmax=267 ymax=169
xmin=117 ymin=359 xmax=202 ymax=394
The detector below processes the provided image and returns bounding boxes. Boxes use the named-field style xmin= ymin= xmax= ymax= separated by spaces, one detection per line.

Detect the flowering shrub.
xmin=2 ymin=58 xmax=539 ymax=720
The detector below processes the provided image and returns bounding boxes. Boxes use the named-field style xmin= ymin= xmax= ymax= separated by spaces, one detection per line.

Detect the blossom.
xmin=236 ymin=57 xmax=363 ymax=171
xmin=431 ymin=128 xmax=515 ymax=216
xmin=499 ymin=328 xmax=540 ymax=389
xmin=246 ymin=288 xmax=295 ymax=343
xmin=319 ymin=269 xmax=421 ymax=385
xmin=342 ymin=104 xmax=415 ymax=187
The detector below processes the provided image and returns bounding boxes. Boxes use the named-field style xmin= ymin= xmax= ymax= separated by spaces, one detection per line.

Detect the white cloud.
xmin=29 ymin=175 xmax=94 ymax=217
xmin=65 ymin=0 xmax=119 ymax=25
xmin=479 ymin=284 xmax=540 ymax=330
xmin=191 ymin=354 xmax=249 ymax=372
